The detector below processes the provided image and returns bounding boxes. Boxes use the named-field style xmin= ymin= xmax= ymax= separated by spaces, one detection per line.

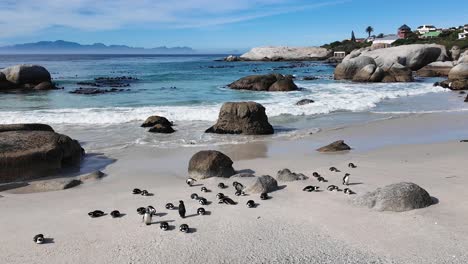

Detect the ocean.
xmin=0 ymin=54 xmax=466 ymax=151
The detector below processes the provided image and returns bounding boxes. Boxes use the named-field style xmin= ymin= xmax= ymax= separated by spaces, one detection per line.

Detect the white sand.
xmin=1 ymin=112 xmax=468 ymax=263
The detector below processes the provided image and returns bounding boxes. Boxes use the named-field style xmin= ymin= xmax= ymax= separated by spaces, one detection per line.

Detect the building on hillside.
xmin=459 ymin=24 xmax=468 ymax=39
xmin=371 ymin=34 xmax=399 ymax=49
xmin=416 ymin=25 xmax=437 ymax=34
xmin=398 ymin=24 xmax=412 ymax=38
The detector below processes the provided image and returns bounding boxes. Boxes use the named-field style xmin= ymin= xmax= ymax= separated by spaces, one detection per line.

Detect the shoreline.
xmin=1 ymin=111 xmax=468 ymax=263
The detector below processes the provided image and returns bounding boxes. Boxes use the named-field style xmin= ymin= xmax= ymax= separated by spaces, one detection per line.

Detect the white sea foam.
xmin=0 ymin=82 xmax=448 ymax=125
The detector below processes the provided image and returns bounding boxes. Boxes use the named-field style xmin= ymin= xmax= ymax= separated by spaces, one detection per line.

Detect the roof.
xmin=399 ymin=24 xmax=411 ymax=31
xmin=422 ymin=31 xmax=441 ymax=37
xmin=374 ymin=34 xmax=399 ymax=41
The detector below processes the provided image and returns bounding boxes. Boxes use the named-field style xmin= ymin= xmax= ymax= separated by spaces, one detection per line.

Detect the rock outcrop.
xmin=0 ymin=124 xmax=84 ymax=183
xmin=335 ymin=44 xmax=448 ymax=82
xmin=246 ymin=175 xmax=279 ymax=193
xmin=148 ymin=124 xmax=175 ymax=133
xmin=240 ymin=46 xmax=332 ymax=61
xmin=206 ymin=102 xmax=274 ymax=135
xmin=416 ymin=61 xmax=454 ymax=77
xmin=317 ymin=140 xmax=351 ymax=152
xmin=353 ymin=182 xmax=433 ymax=212
xmin=296 ymin=99 xmax=314 ymax=105
xmin=436 ymin=63 xmax=468 ymax=90
xmin=141 ymin=116 xmax=173 ymax=127
xmin=228 ymin=74 xmax=298 ymax=92
xmin=0 ymin=65 xmax=56 ymax=90
xmin=188 ymin=150 xmax=236 ymax=180
xmin=276 ymin=169 xmax=308 ymax=182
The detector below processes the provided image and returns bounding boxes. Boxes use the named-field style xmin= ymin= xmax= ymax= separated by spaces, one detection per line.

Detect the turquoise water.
xmin=0 ymin=54 xmax=466 ymax=150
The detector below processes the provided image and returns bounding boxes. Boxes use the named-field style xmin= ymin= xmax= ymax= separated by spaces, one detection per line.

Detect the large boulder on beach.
xmin=228 ymin=74 xmax=298 ymax=92
xmin=353 ymin=182 xmax=433 ymax=212
xmin=276 ymin=169 xmax=308 ymax=182
xmin=317 ymin=140 xmax=351 ymax=152
xmin=188 ymin=150 xmax=236 ymax=180
xmin=246 ymin=175 xmax=279 ymax=193
xmin=240 ymin=46 xmax=332 ymax=61
xmin=206 ymin=102 xmax=274 ymax=135
xmin=416 ymin=61 xmax=454 ymax=77
xmin=0 ymin=124 xmax=84 ymax=183
xmin=448 ymin=63 xmax=468 ymax=81
xmin=334 ymin=56 xmax=377 ymax=80
xmin=0 ymin=65 xmax=53 ymax=90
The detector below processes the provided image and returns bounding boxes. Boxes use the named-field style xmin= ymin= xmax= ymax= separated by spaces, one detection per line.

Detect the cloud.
xmin=0 ymin=0 xmax=344 ymax=38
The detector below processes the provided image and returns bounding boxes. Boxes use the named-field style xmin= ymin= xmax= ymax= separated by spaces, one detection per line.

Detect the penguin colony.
xmin=34 ymin=162 xmax=359 ymax=243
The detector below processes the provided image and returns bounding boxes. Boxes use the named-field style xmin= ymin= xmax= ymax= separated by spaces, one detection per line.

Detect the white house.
xmin=417 ymin=25 xmax=437 ymax=34
xmin=372 ymin=34 xmax=400 ymax=48
xmin=459 ymin=24 xmax=468 ymax=39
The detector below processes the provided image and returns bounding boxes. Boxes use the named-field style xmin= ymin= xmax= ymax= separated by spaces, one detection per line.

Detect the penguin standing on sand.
xmin=342 ymin=173 xmax=350 ymax=185
xmin=180 ymin=224 xmax=189 ymax=233
xmin=165 ymin=203 xmax=175 ymax=210
xmin=344 ymin=188 xmax=355 ymax=195
xmin=260 ymin=192 xmax=269 ymax=200
xmin=160 ymin=222 xmax=169 ymax=231
xmin=246 ymin=200 xmax=256 ymax=208
xmin=110 ymin=210 xmax=121 ymax=218
xmin=312 ymin=172 xmax=320 ymax=178
xmin=201 ymin=187 xmax=208 ymax=193
xmin=33 ymin=234 xmax=44 ymax=244
xmin=218 ymin=183 xmax=226 ymax=189
xmin=191 ymin=193 xmax=199 ymax=200
xmin=199 ymin=198 xmax=208 ymax=205
xmin=178 ymin=201 xmax=186 ymax=218
xmin=186 ymin=178 xmax=196 ymax=186
xmin=197 ymin=207 xmax=206 ymax=215
xmin=143 ymin=207 xmax=155 ymax=225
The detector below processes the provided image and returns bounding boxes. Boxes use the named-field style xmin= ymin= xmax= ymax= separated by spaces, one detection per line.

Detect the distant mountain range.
xmin=0 ymin=40 xmax=196 ymax=54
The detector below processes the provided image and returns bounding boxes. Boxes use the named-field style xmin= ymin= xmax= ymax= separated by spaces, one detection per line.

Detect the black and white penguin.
xmin=160 ymin=222 xmax=169 ymax=231
xmin=234 ymin=182 xmax=244 ymax=191
xmin=88 ymin=210 xmax=105 ymax=218
xmin=218 ymin=183 xmax=226 ymax=189
xmin=178 ymin=201 xmax=186 ymax=218
xmin=186 ymin=178 xmax=196 ymax=186
xmin=198 ymin=198 xmax=208 ymax=205
xmin=137 ymin=207 xmax=146 ymax=215
xmin=141 ymin=190 xmax=150 ymax=196
xmin=33 ymin=234 xmax=44 ymax=244
xmin=165 ymin=203 xmax=175 ymax=210
xmin=219 ymin=197 xmax=237 ymax=205
xmin=327 ymin=185 xmax=338 ymax=191
xmin=303 ymin=185 xmax=319 ymax=192
xmin=348 ymin=163 xmax=357 ymax=168
xmin=246 ymin=200 xmax=255 ymax=208
xmin=197 ymin=207 xmax=206 ymax=215
xmin=216 ymin=193 xmax=225 ymax=199
xmin=179 ymin=224 xmax=189 ymax=233
xmin=329 ymin=167 xmax=340 ymax=172
xmin=260 ymin=192 xmax=269 ymax=200
xmin=312 ymin=172 xmax=320 ymax=178
xmin=342 ymin=173 xmax=350 ymax=185
xmin=343 ymin=188 xmax=355 ymax=195
xmin=132 ymin=188 xmax=142 ymax=194
xmin=110 ymin=210 xmax=121 ymax=218
xmin=146 ymin=206 xmax=156 ymax=216
xmin=232 ymin=181 xmax=240 ymax=188
xmin=235 ymin=190 xmax=245 ymax=196
xmin=190 ymin=193 xmax=199 ymax=200
xmin=317 ymin=176 xmax=327 ymax=182
xmin=201 ymin=187 xmax=208 ymax=193
xmin=143 ymin=210 xmax=152 ymax=225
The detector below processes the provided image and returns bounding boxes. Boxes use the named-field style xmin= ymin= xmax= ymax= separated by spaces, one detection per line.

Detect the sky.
xmin=0 ymin=0 xmax=467 ymax=52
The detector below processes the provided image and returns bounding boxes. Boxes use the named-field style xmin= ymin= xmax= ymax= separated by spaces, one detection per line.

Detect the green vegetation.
xmin=321 ymin=40 xmax=371 ymax=54
xmin=366 ymin=26 xmax=374 ymax=38
xmin=393 ymin=30 xmax=468 ymax=49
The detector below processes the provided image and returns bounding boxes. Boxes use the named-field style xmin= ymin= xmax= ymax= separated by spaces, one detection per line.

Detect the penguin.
xmin=260 ymin=192 xmax=269 ymax=200
xmin=201 ymin=187 xmax=208 ymax=193
xmin=186 ymin=178 xmax=196 ymax=186
xmin=110 ymin=210 xmax=121 ymax=218
xmin=146 ymin=206 xmax=156 ymax=216
xmin=143 ymin=209 xmax=152 ymax=225
xmin=343 ymin=188 xmax=355 ymax=195
xmin=246 ymin=200 xmax=255 ymax=208
xmin=317 ymin=176 xmax=327 ymax=182
xmin=33 ymin=234 xmax=44 ymax=244
xmin=179 ymin=224 xmax=189 ymax=233
xmin=137 ymin=207 xmax=146 ymax=215
xmin=197 ymin=207 xmax=206 ymax=215
xmin=88 ymin=210 xmax=105 ymax=218
xmin=234 ymin=182 xmax=244 ymax=192
xmin=218 ymin=183 xmax=226 ymax=189
xmin=303 ymin=185 xmax=319 ymax=192
xmin=132 ymin=188 xmax=142 ymax=194
xmin=342 ymin=173 xmax=350 ymax=185
xmin=216 ymin=193 xmax=225 ymax=199
xmin=165 ymin=203 xmax=175 ymax=210
xmin=160 ymin=222 xmax=169 ymax=231
xmin=348 ymin=163 xmax=357 ymax=168
xmin=329 ymin=167 xmax=340 ymax=172
xmin=235 ymin=190 xmax=245 ymax=196
xmin=232 ymin=181 xmax=240 ymax=188
xmin=327 ymin=185 xmax=338 ymax=191
xmin=141 ymin=190 xmax=150 ymax=196
xmin=190 ymin=193 xmax=199 ymax=200
xmin=219 ymin=197 xmax=237 ymax=205
xmin=312 ymin=172 xmax=320 ymax=178
xmin=178 ymin=201 xmax=186 ymax=218
xmin=198 ymin=198 xmax=208 ymax=205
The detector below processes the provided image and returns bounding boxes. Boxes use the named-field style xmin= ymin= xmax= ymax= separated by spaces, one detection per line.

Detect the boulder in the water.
xmin=148 ymin=124 xmax=175 ymax=134
xmin=141 ymin=116 xmax=173 ymax=128
xmin=296 ymin=99 xmax=314 ymax=105
xmin=228 ymin=74 xmax=298 ymax=92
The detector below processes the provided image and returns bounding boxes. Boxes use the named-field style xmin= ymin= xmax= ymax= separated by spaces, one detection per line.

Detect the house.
xmin=459 ymin=24 xmax=468 ymax=39
xmin=417 ymin=25 xmax=437 ymax=34
xmin=371 ymin=34 xmax=400 ymax=49
xmin=333 ymin=51 xmax=346 ymax=58
xmin=398 ymin=24 xmax=412 ymax=38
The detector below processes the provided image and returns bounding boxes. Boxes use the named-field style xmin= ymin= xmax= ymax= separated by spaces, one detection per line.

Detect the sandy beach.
xmin=1 ymin=111 xmax=468 ymax=264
